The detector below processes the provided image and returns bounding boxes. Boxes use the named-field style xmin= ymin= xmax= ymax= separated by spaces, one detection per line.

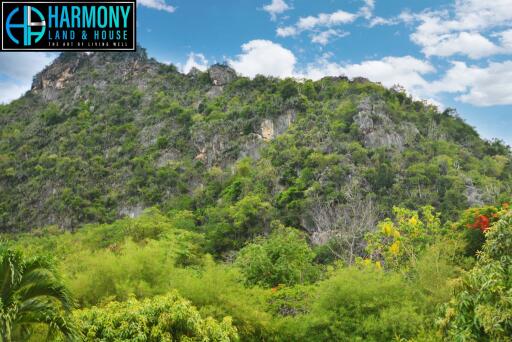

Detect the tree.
xmin=0 ymin=249 xmax=77 ymax=342
xmin=440 ymin=212 xmax=512 ymax=341
xmin=235 ymin=224 xmax=318 ymax=287
xmin=364 ymin=206 xmax=441 ymax=270
xmin=76 ymin=291 xmax=239 ymax=341
xmin=308 ymin=191 xmax=377 ymax=265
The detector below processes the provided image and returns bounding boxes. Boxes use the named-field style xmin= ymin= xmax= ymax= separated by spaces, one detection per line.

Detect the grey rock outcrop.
xmin=208 ymin=64 xmax=237 ymax=86
xmin=31 ymin=48 xmax=158 ymax=101
xmin=260 ymin=110 xmax=296 ymax=141
xmin=354 ymin=98 xmax=418 ymax=150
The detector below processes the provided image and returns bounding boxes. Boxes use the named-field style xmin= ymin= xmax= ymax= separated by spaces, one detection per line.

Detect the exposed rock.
xmin=354 ymin=98 xmax=418 ymax=150
xmin=465 ymin=179 xmax=485 ymax=207
xmin=260 ymin=110 xmax=296 ymax=141
xmin=321 ymin=76 xmax=349 ymax=82
xmin=187 ymin=67 xmax=202 ymax=77
xmin=138 ymin=121 xmax=165 ymax=148
xmin=261 ymin=119 xmax=274 ymax=141
xmin=352 ymin=77 xmax=370 ymax=84
xmin=208 ymin=64 xmax=237 ymax=86
xmin=156 ymin=149 xmax=180 ymax=167
xmin=31 ymin=48 xmax=158 ymax=101
xmin=239 ymin=133 xmax=264 ymax=160
xmin=206 ymin=86 xmax=224 ymax=98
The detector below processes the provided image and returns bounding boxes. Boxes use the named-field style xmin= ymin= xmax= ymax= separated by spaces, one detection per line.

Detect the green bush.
xmin=440 ymin=213 xmax=512 ymax=341
xmin=288 ymin=268 xmax=425 ymax=342
xmin=76 ymin=291 xmax=239 ymax=341
xmin=235 ymin=225 xmax=319 ymax=287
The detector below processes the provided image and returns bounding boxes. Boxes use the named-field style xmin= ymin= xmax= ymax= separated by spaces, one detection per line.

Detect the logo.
xmin=5 ymin=5 xmax=46 ymax=46
xmin=1 ymin=0 xmax=136 ymax=51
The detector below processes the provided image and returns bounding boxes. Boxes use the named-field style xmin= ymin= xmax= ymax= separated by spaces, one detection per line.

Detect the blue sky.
xmin=1 ymin=0 xmax=511 ymax=144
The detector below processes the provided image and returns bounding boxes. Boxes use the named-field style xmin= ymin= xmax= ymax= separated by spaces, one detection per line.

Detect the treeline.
xmin=2 ymin=202 xmax=511 ymax=341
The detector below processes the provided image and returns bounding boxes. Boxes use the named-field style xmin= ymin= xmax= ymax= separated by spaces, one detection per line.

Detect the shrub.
xmin=440 ymin=212 xmax=512 ymax=341
xmin=76 ymin=291 xmax=239 ymax=341
xmin=235 ymin=225 xmax=318 ymax=287
xmin=290 ymin=268 xmax=425 ymax=342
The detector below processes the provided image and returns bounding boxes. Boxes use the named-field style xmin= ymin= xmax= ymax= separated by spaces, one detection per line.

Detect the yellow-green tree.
xmin=76 ymin=291 xmax=239 ymax=341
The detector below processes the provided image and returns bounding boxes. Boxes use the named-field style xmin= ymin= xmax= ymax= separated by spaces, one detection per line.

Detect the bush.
xmin=235 ymin=225 xmax=319 ymax=287
xmin=440 ymin=212 xmax=512 ymax=341
xmin=76 ymin=291 xmax=239 ymax=341
xmin=288 ymin=268 xmax=425 ymax=342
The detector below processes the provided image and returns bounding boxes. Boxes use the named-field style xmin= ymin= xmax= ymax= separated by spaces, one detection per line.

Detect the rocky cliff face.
xmin=354 ymin=98 xmax=419 ymax=150
xmin=31 ymin=49 xmax=159 ymax=101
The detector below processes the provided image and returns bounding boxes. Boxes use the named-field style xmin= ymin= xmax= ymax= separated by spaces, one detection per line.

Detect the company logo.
xmin=5 ymin=5 xmax=46 ymax=46
xmin=1 ymin=0 xmax=136 ymax=51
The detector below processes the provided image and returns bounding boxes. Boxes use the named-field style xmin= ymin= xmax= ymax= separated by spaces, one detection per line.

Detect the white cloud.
xmin=407 ymin=0 xmax=512 ymax=58
xmin=276 ymin=26 xmax=297 ymax=37
xmin=0 ymin=82 xmax=32 ymax=104
xmin=228 ymin=40 xmax=296 ymax=78
xmin=359 ymin=0 xmax=375 ymax=20
xmin=0 ymin=53 xmax=56 ymax=80
xmin=500 ymin=29 xmax=512 ymax=50
xmin=277 ymin=9 xmax=357 ymax=42
xmin=311 ymin=30 xmax=349 ymax=45
xmin=419 ymin=32 xmax=501 ymax=59
xmin=182 ymin=53 xmax=209 ymax=73
xmin=0 ymin=52 xmax=56 ymax=104
xmin=138 ymin=0 xmax=175 ymax=13
xmin=429 ymin=61 xmax=512 ymax=106
xmin=275 ymin=1 xmax=383 ymax=44
xmin=297 ymin=10 xmax=356 ymax=30
xmin=263 ymin=0 xmax=290 ymax=20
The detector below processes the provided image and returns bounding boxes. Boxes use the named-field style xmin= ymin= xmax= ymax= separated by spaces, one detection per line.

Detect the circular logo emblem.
xmin=6 ymin=5 xmax=46 ymax=46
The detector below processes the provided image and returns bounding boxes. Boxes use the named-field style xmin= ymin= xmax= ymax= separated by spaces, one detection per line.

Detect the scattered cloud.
xmin=182 ymin=53 xmax=209 ymax=73
xmin=263 ymin=0 xmax=291 ymax=21
xmin=419 ymin=32 xmax=501 ymax=59
xmin=0 ymin=53 xmax=56 ymax=80
xmin=138 ymin=0 xmax=175 ymax=13
xmin=297 ymin=10 xmax=356 ymax=31
xmin=0 ymin=52 xmax=56 ymax=103
xmin=277 ymin=9 xmax=357 ymax=44
xmin=407 ymin=1 xmax=512 ymax=59
xmin=275 ymin=0 xmax=382 ymax=44
xmin=311 ymin=29 xmax=349 ymax=45
xmin=276 ymin=26 xmax=297 ymax=37
xmin=228 ymin=40 xmax=296 ymax=78
xmin=359 ymin=0 xmax=375 ymax=20
xmin=429 ymin=61 xmax=512 ymax=107
xmin=0 ymin=82 xmax=33 ymax=104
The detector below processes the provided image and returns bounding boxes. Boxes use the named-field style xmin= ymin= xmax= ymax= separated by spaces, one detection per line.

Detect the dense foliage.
xmin=76 ymin=292 xmax=238 ymax=341
xmin=441 ymin=212 xmax=512 ymax=341
xmin=1 ymin=50 xmax=512 ymax=340
xmin=0 ymin=249 xmax=77 ymax=341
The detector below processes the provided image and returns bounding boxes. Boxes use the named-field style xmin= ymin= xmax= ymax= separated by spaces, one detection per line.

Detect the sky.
xmin=1 ymin=0 xmax=511 ymax=144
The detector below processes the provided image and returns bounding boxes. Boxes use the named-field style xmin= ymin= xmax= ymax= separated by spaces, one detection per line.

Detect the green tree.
xmin=440 ymin=212 xmax=512 ymax=341
xmin=0 ymin=249 xmax=77 ymax=342
xmin=235 ymin=225 xmax=318 ymax=287
xmin=76 ymin=291 xmax=239 ymax=341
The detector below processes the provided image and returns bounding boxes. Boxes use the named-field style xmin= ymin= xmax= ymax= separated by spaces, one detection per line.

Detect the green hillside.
xmin=1 ymin=49 xmax=511 ymax=341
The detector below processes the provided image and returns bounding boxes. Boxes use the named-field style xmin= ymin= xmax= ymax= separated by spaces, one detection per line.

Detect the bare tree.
xmin=307 ymin=186 xmax=378 ymax=264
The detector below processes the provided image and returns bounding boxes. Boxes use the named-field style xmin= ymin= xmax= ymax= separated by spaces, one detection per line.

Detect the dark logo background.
xmin=1 ymin=0 xmax=136 ymax=51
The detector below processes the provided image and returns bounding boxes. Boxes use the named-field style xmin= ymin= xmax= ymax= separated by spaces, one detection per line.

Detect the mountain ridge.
xmin=0 ymin=48 xmax=510 ymax=242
